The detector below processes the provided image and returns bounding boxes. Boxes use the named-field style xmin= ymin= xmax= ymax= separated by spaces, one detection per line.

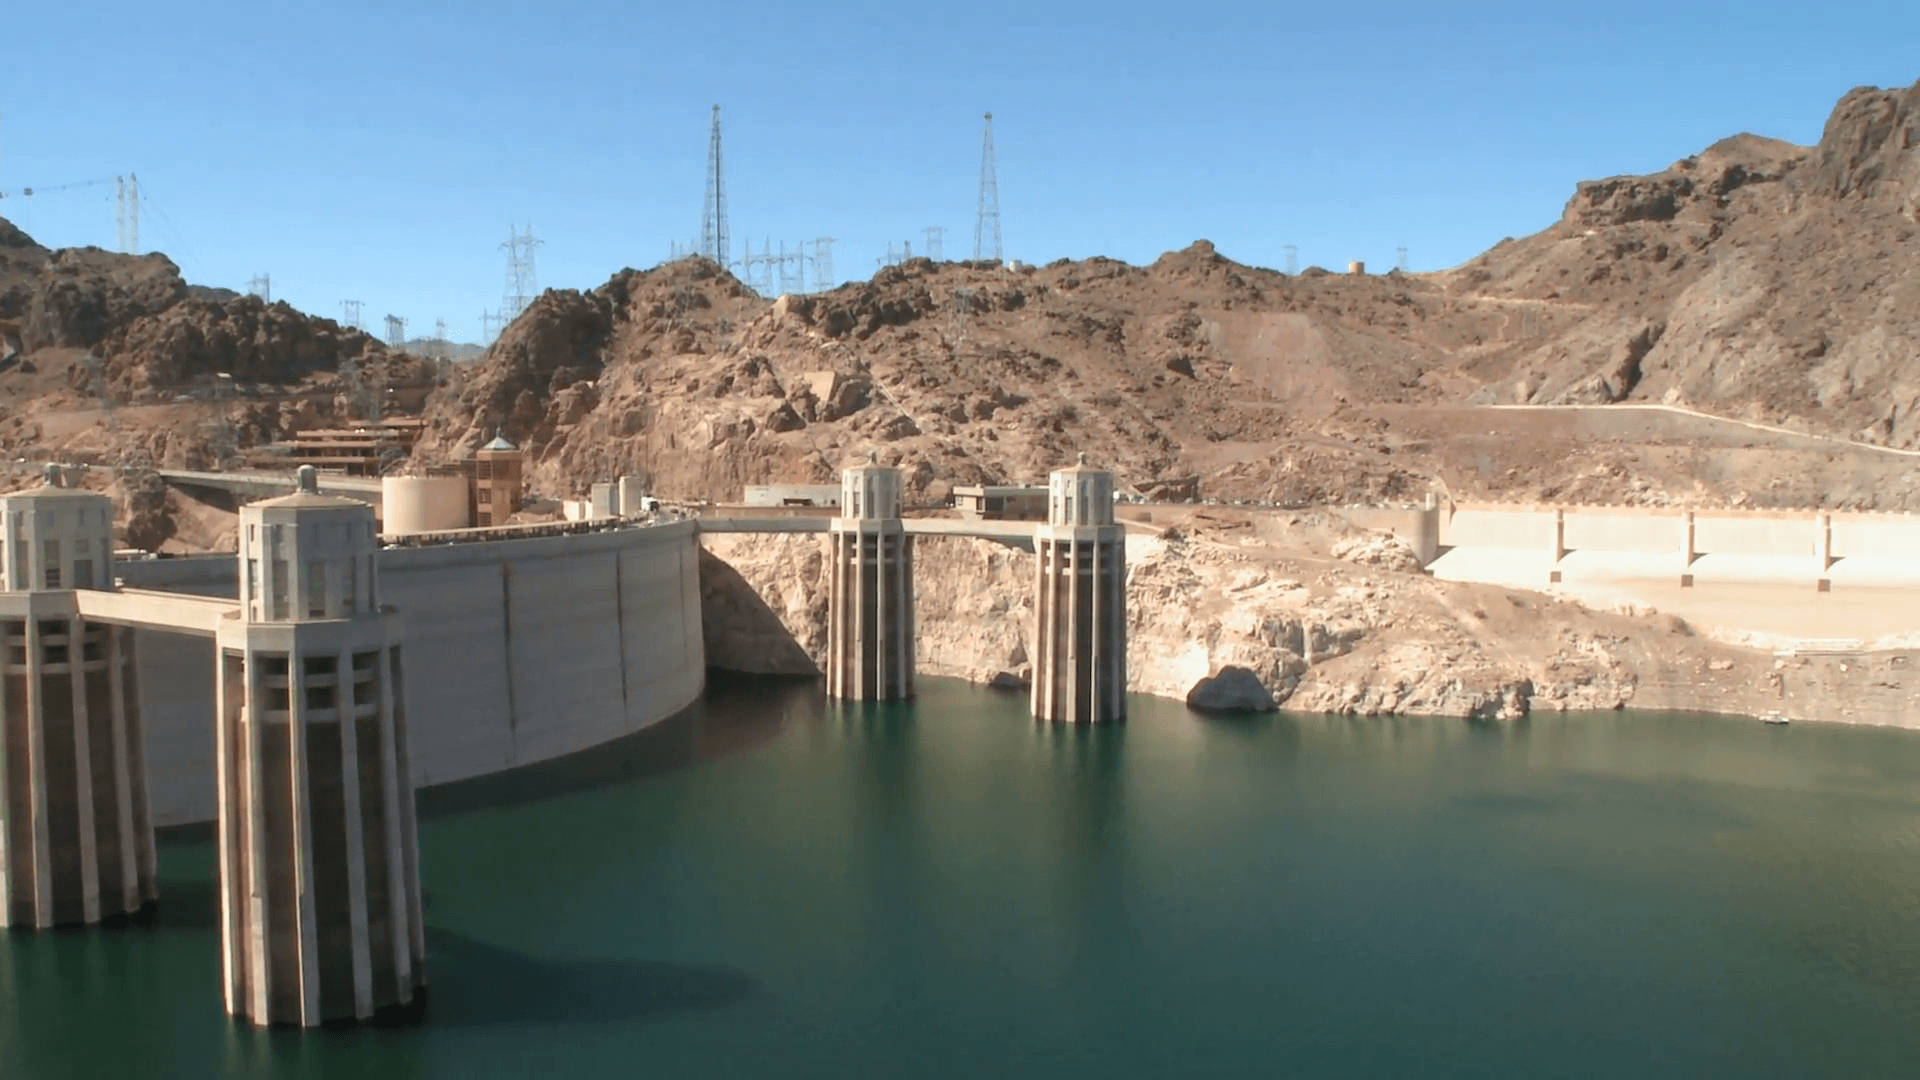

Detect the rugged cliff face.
xmin=1454 ymin=82 xmax=1920 ymax=445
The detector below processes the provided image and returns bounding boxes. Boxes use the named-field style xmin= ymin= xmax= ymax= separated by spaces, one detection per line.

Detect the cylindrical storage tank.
xmin=381 ymin=475 xmax=470 ymax=535
xmin=1348 ymin=260 xmax=1366 ymax=275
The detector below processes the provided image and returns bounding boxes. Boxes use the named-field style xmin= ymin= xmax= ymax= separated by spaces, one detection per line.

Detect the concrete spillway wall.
xmin=116 ymin=521 xmax=706 ymax=827
xmin=1442 ymin=503 xmax=1920 ymax=561
xmin=1436 ymin=503 xmax=1920 ymax=586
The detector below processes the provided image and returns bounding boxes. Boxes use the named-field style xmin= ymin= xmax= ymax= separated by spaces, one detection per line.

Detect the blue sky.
xmin=3 ymin=1 xmax=1914 ymax=343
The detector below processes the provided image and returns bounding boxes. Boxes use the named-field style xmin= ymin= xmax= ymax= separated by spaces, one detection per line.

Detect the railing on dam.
xmin=73 ymin=587 xmax=235 ymax=637
xmin=694 ymin=514 xmax=1040 ymax=550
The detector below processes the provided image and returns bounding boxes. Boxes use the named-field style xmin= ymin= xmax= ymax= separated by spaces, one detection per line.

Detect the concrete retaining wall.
xmin=1439 ymin=503 xmax=1920 ymax=579
xmin=118 ymin=522 xmax=706 ymax=826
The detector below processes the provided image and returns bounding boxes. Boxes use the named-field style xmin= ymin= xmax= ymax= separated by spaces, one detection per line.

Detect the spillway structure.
xmin=1031 ymin=454 xmax=1127 ymax=724
xmin=0 ymin=465 xmax=159 ymax=928
xmin=215 ymin=465 xmax=427 ymax=1027
xmin=826 ymin=453 xmax=915 ymax=701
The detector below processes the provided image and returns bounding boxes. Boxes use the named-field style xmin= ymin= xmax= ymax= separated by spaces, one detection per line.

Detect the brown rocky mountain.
xmin=0 ymin=221 xmax=435 ymax=467
xmin=1453 ymin=81 xmax=1920 ymax=443
xmin=416 ymin=80 xmax=1920 ymax=508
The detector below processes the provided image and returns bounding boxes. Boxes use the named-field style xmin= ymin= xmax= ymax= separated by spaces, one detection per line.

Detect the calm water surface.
xmin=5 ymin=677 xmax=1920 ymax=1078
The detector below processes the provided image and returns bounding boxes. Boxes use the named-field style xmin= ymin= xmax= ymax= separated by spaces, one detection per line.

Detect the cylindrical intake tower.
xmin=1031 ymin=455 xmax=1126 ymax=724
xmin=0 ymin=465 xmax=158 ymax=928
xmin=826 ymin=453 xmax=914 ymax=701
xmin=215 ymin=466 xmax=427 ymax=1027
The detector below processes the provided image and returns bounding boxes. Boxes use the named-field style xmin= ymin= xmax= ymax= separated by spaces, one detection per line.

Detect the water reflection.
xmin=422 ymin=927 xmax=757 ymax=1027
xmin=419 ymin=672 xmax=821 ymax=818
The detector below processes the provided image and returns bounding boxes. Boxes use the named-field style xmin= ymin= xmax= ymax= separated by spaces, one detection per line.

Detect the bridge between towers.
xmin=706 ymin=454 xmax=1127 ymax=723
xmin=696 ymin=513 xmax=1039 ymax=552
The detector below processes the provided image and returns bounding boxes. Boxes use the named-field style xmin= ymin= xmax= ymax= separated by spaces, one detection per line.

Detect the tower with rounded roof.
xmin=214 ymin=465 xmax=426 ymax=1027
xmin=472 ymin=429 xmax=523 ymax=527
xmin=1032 ymin=454 xmax=1127 ymax=723
xmin=0 ymin=465 xmax=159 ymax=928
xmin=826 ymin=452 xmax=914 ymax=700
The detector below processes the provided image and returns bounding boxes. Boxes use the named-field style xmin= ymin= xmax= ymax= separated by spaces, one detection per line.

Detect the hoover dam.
xmin=115 ymin=517 xmax=707 ymax=827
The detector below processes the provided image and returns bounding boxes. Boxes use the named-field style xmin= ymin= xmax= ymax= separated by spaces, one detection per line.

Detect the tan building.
xmin=471 ymin=432 xmax=525 ymax=527
xmin=953 ymin=484 xmax=1049 ymax=521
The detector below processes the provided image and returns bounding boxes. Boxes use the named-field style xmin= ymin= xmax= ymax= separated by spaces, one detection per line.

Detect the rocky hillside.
xmin=0 ymin=219 xmax=439 ymax=466
xmin=419 ymin=79 xmax=1920 ymax=507
xmin=0 ymin=221 xmax=397 ymax=400
xmin=1451 ymin=81 xmax=1920 ymax=445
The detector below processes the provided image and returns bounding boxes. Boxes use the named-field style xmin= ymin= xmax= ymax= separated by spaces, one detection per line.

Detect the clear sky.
xmin=2 ymin=1 xmax=1914 ymax=344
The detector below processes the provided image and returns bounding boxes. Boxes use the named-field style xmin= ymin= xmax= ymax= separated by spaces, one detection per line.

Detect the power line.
xmin=973 ymin=112 xmax=1002 ymax=263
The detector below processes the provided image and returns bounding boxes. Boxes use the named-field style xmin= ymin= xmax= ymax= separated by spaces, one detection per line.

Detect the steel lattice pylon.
xmin=973 ymin=112 xmax=1002 ymax=263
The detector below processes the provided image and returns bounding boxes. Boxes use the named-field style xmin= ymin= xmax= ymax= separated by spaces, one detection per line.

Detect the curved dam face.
xmin=119 ymin=521 xmax=707 ymax=827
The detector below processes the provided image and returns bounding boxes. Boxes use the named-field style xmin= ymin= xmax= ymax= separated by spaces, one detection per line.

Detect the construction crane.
xmin=0 ymin=174 xmax=119 ymax=201
xmin=0 ymin=173 xmax=141 ymax=253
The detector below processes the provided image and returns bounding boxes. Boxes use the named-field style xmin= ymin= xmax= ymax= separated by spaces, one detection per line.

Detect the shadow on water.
xmin=421 ymin=926 xmax=758 ymax=1028
xmin=418 ymin=672 xmax=825 ymax=819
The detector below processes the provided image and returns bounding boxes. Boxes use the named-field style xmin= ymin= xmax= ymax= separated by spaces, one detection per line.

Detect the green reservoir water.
xmin=5 ymin=677 xmax=1920 ymax=1078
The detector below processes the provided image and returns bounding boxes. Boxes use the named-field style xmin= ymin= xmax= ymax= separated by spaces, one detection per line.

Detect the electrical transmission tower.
xmin=114 ymin=174 xmax=140 ymax=254
xmin=924 ymin=226 xmax=945 ymax=262
xmin=340 ymin=299 xmax=364 ymax=331
xmin=1395 ymin=246 xmax=1409 ymax=273
xmin=384 ymin=315 xmax=407 ymax=349
xmin=973 ymin=112 xmax=1002 ymax=263
xmin=247 ymin=273 xmax=271 ymax=302
xmin=811 ymin=237 xmax=835 ymax=292
xmin=777 ymin=241 xmax=806 ymax=295
xmin=480 ymin=309 xmax=504 ymax=344
xmin=700 ymin=105 xmax=729 ymax=265
xmin=1284 ymin=245 xmax=1298 ymax=275
xmin=500 ymin=224 xmax=542 ymax=319
xmin=433 ymin=317 xmax=450 ymax=361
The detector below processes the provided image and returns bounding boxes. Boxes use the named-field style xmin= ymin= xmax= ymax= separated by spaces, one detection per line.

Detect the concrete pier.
xmin=0 ymin=467 xmax=158 ymax=928
xmin=215 ymin=467 xmax=426 ymax=1026
xmin=826 ymin=454 xmax=914 ymax=701
xmin=1032 ymin=455 xmax=1126 ymax=724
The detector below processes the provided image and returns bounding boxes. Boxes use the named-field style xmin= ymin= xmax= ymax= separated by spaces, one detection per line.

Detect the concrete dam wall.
xmin=117 ymin=521 xmax=707 ymax=827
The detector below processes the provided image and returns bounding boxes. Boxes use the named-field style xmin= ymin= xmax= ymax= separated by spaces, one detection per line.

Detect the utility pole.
xmin=973 ymin=112 xmax=1002 ymax=263
xmin=812 ymin=237 xmax=835 ymax=292
xmin=700 ymin=105 xmax=729 ymax=265
xmin=500 ymin=224 xmax=542 ymax=319
xmin=113 ymin=174 xmax=140 ymax=254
